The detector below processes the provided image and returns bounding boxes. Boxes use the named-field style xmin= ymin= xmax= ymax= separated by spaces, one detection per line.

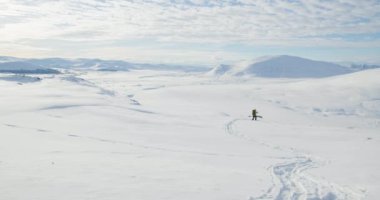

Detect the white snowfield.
xmin=0 ymin=69 xmax=379 ymax=200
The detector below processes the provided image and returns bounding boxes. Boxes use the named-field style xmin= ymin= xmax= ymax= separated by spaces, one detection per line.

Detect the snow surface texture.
xmin=209 ymin=55 xmax=352 ymax=78
xmin=0 ymin=68 xmax=379 ymax=200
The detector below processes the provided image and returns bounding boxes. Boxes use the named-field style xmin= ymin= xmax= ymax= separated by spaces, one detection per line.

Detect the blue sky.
xmin=1 ymin=0 xmax=380 ymax=66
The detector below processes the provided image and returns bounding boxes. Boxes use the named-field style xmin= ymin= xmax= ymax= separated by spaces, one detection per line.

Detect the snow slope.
xmin=0 ymin=69 xmax=379 ymax=200
xmin=209 ymin=55 xmax=352 ymax=78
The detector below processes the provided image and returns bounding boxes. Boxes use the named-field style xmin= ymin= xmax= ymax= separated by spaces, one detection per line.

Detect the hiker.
xmin=252 ymin=109 xmax=258 ymax=120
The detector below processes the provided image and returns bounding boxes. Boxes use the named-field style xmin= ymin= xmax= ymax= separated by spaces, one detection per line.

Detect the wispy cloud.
xmin=1 ymin=0 xmax=379 ymax=64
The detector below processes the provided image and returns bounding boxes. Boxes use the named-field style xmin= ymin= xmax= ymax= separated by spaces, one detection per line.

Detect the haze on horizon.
xmin=1 ymin=0 xmax=380 ymax=65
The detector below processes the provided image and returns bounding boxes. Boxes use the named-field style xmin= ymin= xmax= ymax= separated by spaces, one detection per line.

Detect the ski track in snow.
xmin=225 ymin=118 xmax=364 ymax=200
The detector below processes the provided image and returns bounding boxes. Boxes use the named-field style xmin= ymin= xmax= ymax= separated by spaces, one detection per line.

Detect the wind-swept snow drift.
xmin=209 ymin=55 xmax=352 ymax=78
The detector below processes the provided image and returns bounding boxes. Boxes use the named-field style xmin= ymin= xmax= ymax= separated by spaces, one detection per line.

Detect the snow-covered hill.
xmin=0 ymin=56 xmax=207 ymax=73
xmin=0 ymin=61 xmax=60 ymax=74
xmin=209 ymin=55 xmax=352 ymax=78
xmin=1 ymin=55 xmax=376 ymax=76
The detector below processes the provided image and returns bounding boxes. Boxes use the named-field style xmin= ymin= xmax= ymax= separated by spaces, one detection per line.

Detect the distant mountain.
xmin=0 ymin=56 xmax=25 ymax=63
xmin=0 ymin=56 xmax=207 ymax=73
xmin=209 ymin=55 xmax=352 ymax=78
xmin=0 ymin=61 xmax=60 ymax=74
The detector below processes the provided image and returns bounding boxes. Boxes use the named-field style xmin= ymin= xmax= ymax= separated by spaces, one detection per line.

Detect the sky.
xmin=1 ymin=0 xmax=380 ymax=66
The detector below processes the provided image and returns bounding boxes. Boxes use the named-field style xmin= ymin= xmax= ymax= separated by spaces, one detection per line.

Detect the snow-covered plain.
xmin=0 ymin=69 xmax=379 ymax=200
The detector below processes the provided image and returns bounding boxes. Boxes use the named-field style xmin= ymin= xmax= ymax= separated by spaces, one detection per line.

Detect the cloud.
xmin=1 ymin=0 xmax=379 ymax=43
xmin=0 ymin=0 xmax=379 ymax=63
